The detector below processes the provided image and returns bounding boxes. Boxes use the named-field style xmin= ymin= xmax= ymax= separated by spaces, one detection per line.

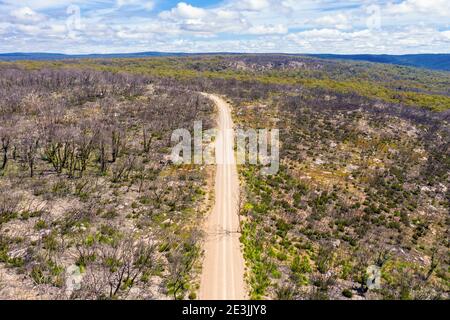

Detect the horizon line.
xmin=1 ymin=51 xmax=450 ymax=56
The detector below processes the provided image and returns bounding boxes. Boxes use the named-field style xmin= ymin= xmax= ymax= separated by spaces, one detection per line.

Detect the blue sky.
xmin=0 ymin=0 xmax=449 ymax=54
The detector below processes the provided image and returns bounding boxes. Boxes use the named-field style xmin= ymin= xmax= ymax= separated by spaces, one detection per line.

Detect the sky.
xmin=0 ymin=0 xmax=449 ymax=54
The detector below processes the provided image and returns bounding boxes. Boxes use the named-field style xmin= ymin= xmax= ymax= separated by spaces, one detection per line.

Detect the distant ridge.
xmin=0 ymin=51 xmax=241 ymax=61
xmin=0 ymin=52 xmax=449 ymax=72
xmin=308 ymin=54 xmax=450 ymax=72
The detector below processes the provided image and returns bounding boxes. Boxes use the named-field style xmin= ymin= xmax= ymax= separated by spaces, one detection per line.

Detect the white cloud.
xmin=10 ymin=6 xmax=45 ymax=23
xmin=158 ymin=3 xmax=246 ymax=35
xmin=284 ymin=26 xmax=450 ymax=54
xmin=442 ymin=30 xmax=450 ymax=40
xmin=385 ymin=0 xmax=450 ymax=16
xmin=158 ymin=1 xmax=291 ymax=36
xmin=48 ymin=23 xmax=67 ymax=35
xmin=235 ymin=0 xmax=271 ymax=11
xmin=2 ymin=0 xmax=90 ymax=11
xmin=247 ymin=24 xmax=288 ymax=35
xmin=0 ymin=22 xmax=12 ymax=35
xmin=116 ymin=0 xmax=155 ymax=11
xmin=313 ymin=13 xmax=352 ymax=30
xmin=16 ymin=24 xmax=42 ymax=34
xmin=160 ymin=2 xmax=207 ymax=20
xmin=0 ymin=0 xmax=449 ymax=54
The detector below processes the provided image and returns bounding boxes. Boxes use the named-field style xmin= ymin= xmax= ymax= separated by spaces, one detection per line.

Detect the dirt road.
xmin=199 ymin=94 xmax=247 ymax=300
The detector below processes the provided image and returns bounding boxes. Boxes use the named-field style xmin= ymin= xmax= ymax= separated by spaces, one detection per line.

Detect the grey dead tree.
xmin=95 ymin=124 xmax=110 ymax=174
xmin=425 ymin=247 xmax=441 ymax=281
xmin=76 ymin=123 xmax=98 ymax=177
xmin=142 ymin=122 xmax=155 ymax=154
xmin=0 ymin=130 xmax=10 ymax=171
xmin=75 ymin=236 xmax=157 ymax=300
xmin=166 ymin=231 xmax=201 ymax=300
xmin=0 ymin=188 xmax=21 ymax=225
xmin=20 ymin=133 xmax=40 ymax=178
xmin=111 ymin=155 xmax=136 ymax=183
xmin=132 ymin=162 xmax=158 ymax=194
xmin=0 ymin=115 xmax=15 ymax=171
xmin=110 ymin=121 xmax=125 ymax=164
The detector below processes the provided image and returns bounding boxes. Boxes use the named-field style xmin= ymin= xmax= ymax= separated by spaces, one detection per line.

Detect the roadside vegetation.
xmin=234 ymin=82 xmax=449 ymax=300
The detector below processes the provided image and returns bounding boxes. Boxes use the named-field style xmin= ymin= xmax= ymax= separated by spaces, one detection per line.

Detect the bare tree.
xmin=111 ymin=127 xmax=123 ymax=163
xmin=111 ymin=155 xmax=136 ymax=183
xmin=77 ymin=124 xmax=97 ymax=177
xmin=425 ymin=247 xmax=440 ymax=281
xmin=95 ymin=127 xmax=109 ymax=174
xmin=21 ymin=134 xmax=40 ymax=178
xmin=0 ymin=131 xmax=10 ymax=171
xmin=75 ymin=236 xmax=157 ymax=300
xmin=142 ymin=124 xmax=154 ymax=154
xmin=166 ymin=232 xmax=201 ymax=300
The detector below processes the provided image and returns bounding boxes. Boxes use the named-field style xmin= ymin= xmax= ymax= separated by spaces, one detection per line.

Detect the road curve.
xmin=199 ymin=93 xmax=247 ymax=300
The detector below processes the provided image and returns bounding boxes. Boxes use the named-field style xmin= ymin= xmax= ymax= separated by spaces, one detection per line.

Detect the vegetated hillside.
xmin=0 ymin=52 xmax=245 ymax=62
xmin=7 ymin=54 xmax=449 ymax=111
xmin=0 ymin=52 xmax=190 ymax=61
xmin=2 ymin=52 xmax=449 ymax=72
xmin=0 ymin=67 xmax=215 ymax=299
xmin=309 ymin=54 xmax=450 ymax=72
xmin=236 ymin=90 xmax=449 ymax=300
xmin=0 ymin=55 xmax=449 ymax=300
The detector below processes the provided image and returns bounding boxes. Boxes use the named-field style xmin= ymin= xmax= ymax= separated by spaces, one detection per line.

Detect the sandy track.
xmin=199 ymin=94 xmax=247 ymax=300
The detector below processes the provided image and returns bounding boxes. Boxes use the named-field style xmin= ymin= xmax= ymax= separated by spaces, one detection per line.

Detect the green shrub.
xmin=342 ymin=289 xmax=353 ymax=298
xmin=102 ymin=209 xmax=119 ymax=219
xmin=51 ymin=180 xmax=71 ymax=196
xmin=188 ymin=292 xmax=197 ymax=300
xmin=35 ymin=219 xmax=47 ymax=230
xmin=276 ymin=251 xmax=288 ymax=261
xmin=291 ymin=255 xmax=312 ymax=274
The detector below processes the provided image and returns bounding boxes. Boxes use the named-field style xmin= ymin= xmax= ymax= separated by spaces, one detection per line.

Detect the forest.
xmin=0 ymin=66 xmax=215 ymax=299
xmin=0 ymin=55 xmax=448 ymax=300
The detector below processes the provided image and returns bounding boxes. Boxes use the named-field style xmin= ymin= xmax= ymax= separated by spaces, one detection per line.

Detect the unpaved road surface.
xmin=199 ymin=94 xmax=247 ymax=300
